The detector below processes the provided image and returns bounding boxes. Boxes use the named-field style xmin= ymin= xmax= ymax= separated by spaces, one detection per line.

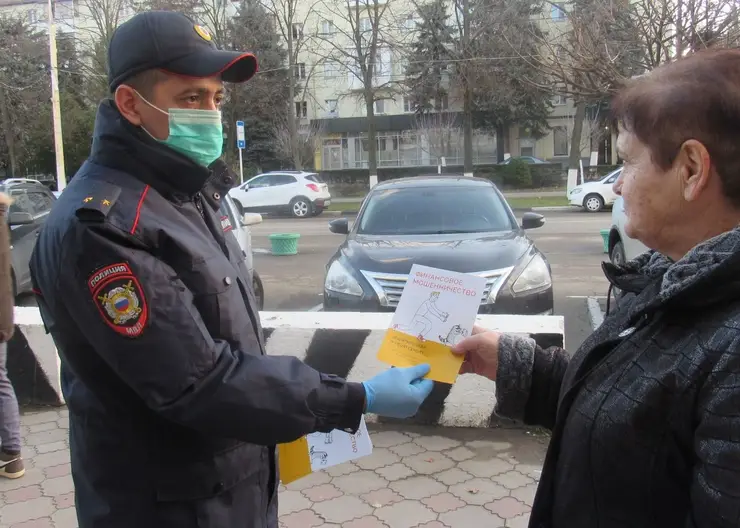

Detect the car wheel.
xmin=584 ymin=194 xmax=604 ymax=213
xmin=609 ymin=240 xmax=626 ymax=299
xmin=290 ymin=197 xmax=311 ymax=218
xmin=10 ymin=268 xmax=17 ymax=299
xmin=252 ymin=270 xmax=264 ymax=310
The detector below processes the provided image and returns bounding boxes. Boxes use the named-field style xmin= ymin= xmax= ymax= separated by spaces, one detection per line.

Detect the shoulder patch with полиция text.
xmin=88 ymin=262 xmax=148 ymax=338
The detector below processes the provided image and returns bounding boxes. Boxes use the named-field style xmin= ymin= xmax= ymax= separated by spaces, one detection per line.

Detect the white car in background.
xmin=221 ymin=194 xmax=265 ymax=310
xmin=568 ymin=167 xmax=622 ymax=212
xmin=228 ymin=171 xmax=331 ymax=218
xmin=608 ymin=195 xmax=649 ymax=266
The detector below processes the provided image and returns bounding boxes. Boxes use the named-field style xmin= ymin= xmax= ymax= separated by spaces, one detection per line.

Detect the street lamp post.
xmin=47 ymin=0 xmax=66 ymax=191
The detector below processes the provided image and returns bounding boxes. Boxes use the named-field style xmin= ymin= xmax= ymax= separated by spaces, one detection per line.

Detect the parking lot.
xmin=252 ymin=209 xmax=612 ymax=350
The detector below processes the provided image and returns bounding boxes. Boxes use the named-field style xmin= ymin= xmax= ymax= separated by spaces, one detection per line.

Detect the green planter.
xmin=599 ymin=229 xmax=610 ymax=254
xmin=269 ymin=233 xmax=301 ymax=256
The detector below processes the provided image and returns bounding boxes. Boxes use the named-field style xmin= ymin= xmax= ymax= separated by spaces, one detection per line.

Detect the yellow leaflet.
xmin=277 ymin=436 xmax=312 ymax=485
xmin=377 ymin=328 xmax=463 ymax=385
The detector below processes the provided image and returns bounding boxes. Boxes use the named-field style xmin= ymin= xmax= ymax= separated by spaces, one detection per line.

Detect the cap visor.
xmin=163 ymin=50 xmax=258 ymax=83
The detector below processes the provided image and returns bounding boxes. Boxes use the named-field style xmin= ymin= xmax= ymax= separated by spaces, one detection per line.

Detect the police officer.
xmin=30 ymin=11 xmax=434 ymax=528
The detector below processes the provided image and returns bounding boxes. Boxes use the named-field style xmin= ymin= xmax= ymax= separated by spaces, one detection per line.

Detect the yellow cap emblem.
xmin=194 ymin=25 xmax=212 ymax=41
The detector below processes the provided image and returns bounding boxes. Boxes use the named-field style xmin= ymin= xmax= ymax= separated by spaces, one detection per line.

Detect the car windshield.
xmin=357 ymin=185 xmax=516 ymax=235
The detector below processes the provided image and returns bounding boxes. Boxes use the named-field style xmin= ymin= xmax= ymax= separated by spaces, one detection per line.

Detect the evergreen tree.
xmin=405 ymin=0 xmax=454 ymax=113
xmin=226 ymin=0 xmax=290 ymax=171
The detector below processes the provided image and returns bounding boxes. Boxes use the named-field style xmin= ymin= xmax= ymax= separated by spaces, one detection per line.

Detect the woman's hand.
xmin=451 ymin=326 xmax=501 ymax=381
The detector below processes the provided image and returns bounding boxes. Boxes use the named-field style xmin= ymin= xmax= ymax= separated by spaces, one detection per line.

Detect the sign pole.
xmin=236 ymin=120 xmax=246 ymax=185
xmin=238 ymin=148 xmax=244 ymax=185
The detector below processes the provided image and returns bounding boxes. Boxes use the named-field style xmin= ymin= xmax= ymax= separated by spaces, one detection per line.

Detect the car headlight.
xmin=570 ymin=188 xmax=583 ymax=195
xmin=325 ymin=260 xmax=363 ymax=296
xmin=512 ymin=254 xmax=552 ymax=294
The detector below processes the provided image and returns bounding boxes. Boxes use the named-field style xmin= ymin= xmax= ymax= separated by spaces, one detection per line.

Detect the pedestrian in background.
xmin=0 ymin=192 xmax=23 ymax=479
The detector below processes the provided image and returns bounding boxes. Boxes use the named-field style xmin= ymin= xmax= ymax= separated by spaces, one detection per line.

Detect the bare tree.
xmin=413 ymin=111 xmax=460 ymax=170
xmin=271 ymin=115 xmax=325 ymax=169
xmin=260 ymin=0 xmax=320 ymax=169
xmin=311 ymin=0 xmax=402 ymax=185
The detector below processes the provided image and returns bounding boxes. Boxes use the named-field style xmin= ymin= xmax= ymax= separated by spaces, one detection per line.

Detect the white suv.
xmin=568 ymin=167 xmax=621 ymax=212
xmin=608 ymin=196 xmax=649 ymax=266
xmin=228 ymin=171 xmax=331 ymax=218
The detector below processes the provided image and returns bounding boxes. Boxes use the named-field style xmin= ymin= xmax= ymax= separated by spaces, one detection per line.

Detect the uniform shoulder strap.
xmin=74 ymin=181 xmax=122 ymax=222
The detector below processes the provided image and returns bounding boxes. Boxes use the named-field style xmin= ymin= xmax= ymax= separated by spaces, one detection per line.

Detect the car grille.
xmin=360 ymin=268 xmax=515 ymax=308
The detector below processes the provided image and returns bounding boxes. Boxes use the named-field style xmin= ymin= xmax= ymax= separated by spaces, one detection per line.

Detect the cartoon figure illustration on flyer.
xmin=394 ymin=291 xmax=449 ymax=340
xmin=439 ymin=324 xmax=468 ymax=346
xmin=310 ymin=446 xmax=328 ymax=465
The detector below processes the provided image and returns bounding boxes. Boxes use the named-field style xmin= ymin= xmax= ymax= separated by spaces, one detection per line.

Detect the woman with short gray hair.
xmin=453 ymin=48 xmax=740 ymax=527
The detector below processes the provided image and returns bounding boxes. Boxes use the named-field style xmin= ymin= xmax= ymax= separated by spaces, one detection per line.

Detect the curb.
xmin=586 ymin=296 xmax=605 ymax=330
xmin=325 ymin=210 xmax=359 ymax=217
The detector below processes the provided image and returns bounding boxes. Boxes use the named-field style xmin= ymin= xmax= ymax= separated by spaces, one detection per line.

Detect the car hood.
xmin=341 ymin=231 xmax=533 ymax=274
xmin=571 ymin=180 xmax=605 ymax=193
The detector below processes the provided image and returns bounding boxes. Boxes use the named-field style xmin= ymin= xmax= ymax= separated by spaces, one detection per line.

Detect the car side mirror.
xmin=242 ymin=213 xmax=262 ymax=226
xmin=241 ymin=183 xmax=249 ymax=191
xmin=8 ymin=212 xmax=34 ymax=226
xmin=521 ymin=212 xmax=545 ymax=230
xmin=329 ymin=218 xmax=349 ymax=235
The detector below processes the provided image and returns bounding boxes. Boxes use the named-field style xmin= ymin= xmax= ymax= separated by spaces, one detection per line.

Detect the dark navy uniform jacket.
xmin=29 ymin=100 xmax=365 ymax=528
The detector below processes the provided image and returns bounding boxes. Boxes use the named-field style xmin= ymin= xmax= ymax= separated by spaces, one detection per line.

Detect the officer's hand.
xmin=362 ymin=364 xmax=434 ymax=418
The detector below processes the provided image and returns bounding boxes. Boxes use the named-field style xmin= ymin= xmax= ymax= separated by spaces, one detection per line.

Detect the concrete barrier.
xmin=9 ymin=307 xmax=563 ymax=427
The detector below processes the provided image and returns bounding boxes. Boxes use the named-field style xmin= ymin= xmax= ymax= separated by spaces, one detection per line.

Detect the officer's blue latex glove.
xmin=362 ymin=364 xmax=434 ymax=418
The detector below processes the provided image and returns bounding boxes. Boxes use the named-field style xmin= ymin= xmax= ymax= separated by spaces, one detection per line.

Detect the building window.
xmin=292 ymin=23 xmax=303 ymax=40
xmin=325 ymin=99 xmax=338 ymax=117
xmin=324 ymin=62 xmax=340 ymax=77
xmin=551 ymin=94 xmax=566 ymax=106
xmin=553 ymin=126 xmax=569 ymax=156
xmin=27 ymin=9 xmax=38 ymax=23
xmin=295 ymin=101 xmax=307 ymax=118
xmin=294 ymin=62 xmax=306 ymax=80
xmin=404 ymin=13 xmax=416 ymax=30
xmin=551 ymin=3 xmax=566 ymax=20
xmin=321 ymin=20 xmax=336 ymax=35
xmin=374 ymin=100 xmax=385 ymax=114
xmin=403 ymin=96 xmax=415 ymax=113
xmin=437 ymin=94 xmax=449 ymax=110
xmin=360 ymin=17 xmax=372 ymax=33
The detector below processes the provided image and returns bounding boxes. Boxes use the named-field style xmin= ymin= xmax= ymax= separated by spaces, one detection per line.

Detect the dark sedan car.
xmin=1 ymin=181 xmax=57 ymax=297
xmin=323 ymin=176 xmax=554 ymax=315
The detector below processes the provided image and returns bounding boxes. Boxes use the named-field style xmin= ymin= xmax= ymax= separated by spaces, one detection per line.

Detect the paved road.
xmin=0 ymin=409 xmax=547 ymax=528
xmin=252 ymin=209 xmax=611 ymax=351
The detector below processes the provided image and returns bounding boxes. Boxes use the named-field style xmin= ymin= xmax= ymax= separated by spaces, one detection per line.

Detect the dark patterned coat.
xmin=496 ymin=229 xmax=740 ymax=527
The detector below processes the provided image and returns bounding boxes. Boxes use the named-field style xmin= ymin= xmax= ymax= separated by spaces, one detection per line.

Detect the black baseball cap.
xmin=108 ymin=11 xmax=258 ymax=92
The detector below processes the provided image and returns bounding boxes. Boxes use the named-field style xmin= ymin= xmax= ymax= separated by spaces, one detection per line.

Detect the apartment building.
xmin=289 ymin=0 xmax=606 ymax=173
xmin=0 ymin=0 xmax=76 ymax=34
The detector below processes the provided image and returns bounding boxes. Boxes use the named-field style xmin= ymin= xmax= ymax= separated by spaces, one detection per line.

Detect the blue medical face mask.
xmin=136 ymin=91 xmax=224 ymax=167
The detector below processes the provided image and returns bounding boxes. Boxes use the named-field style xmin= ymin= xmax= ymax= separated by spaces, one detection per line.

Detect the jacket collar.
xmin=88 ymin=99 xmax=211 ymax=199
xmin=604 ymin=226 xmax=740 ymax=311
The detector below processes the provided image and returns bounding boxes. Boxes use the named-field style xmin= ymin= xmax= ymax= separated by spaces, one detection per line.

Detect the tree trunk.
xmin=496 ymin=124 xmax=505 ymax=163
xmin=0 ymin=88 xmax=18 ymax=177
xmin=365 ymin=90 xmax=378 ymax=188
xmin=567 ymin=100 xmax=586 ymax=191
xmin=286 ymin=27 xmax=301 ymax=170
xmin=461 ymin=0 xmax=473 ymax=176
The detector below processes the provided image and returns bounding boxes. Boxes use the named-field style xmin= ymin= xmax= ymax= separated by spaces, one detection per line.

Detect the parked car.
xmin=2 ymin=181 xmax=57 ymax=297
xmin=608 ymin=195 xmax=649 ymax=267
xmin=499 ymin=156 xmax=546 ymax=165
xmin=220 ymin=193 xmax=265 ymax=310
xmin=228 ymin=171 xmax=331 ymax=218
xmin=568 ymin=166 xmax=622 ymax=213
xmin=323 ymin=175 xmax=553 ymax=314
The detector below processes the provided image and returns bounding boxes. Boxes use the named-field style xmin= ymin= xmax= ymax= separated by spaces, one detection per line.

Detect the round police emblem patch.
xmin=194 ymin=24 xmax=212 ymax=41
xmin=88 ymin=263 xmax=148 ymax=338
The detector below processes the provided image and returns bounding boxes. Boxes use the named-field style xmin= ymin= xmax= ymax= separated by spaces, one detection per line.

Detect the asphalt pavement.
xmin=251 ymin=209 xmax=611 ymax=351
